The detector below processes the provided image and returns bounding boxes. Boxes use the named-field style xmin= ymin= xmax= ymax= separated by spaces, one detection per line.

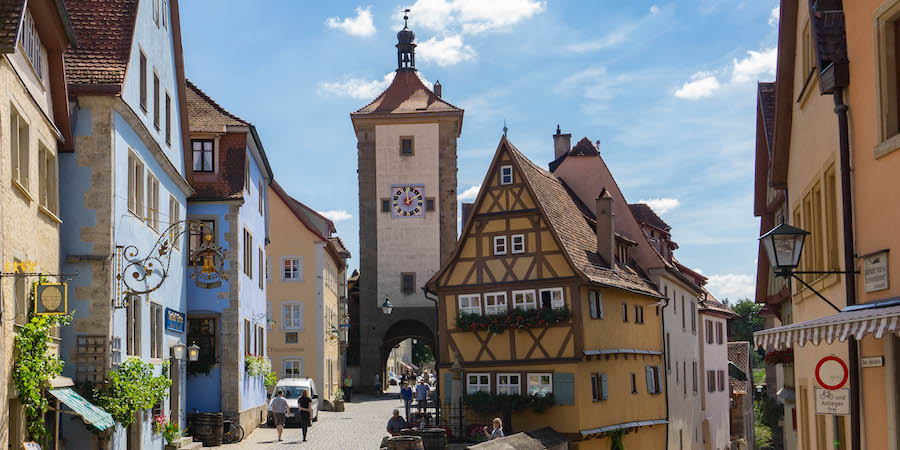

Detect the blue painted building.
xmin=58 ymin=0 xmax=193 ymax=448
xmin=183 ymin=80 xmax=273 ymax=435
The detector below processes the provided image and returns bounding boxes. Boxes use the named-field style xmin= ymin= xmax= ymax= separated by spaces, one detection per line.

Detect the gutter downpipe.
xmin=424 ymin=287 xmax=441 ymax=425
xmin=833 ymin=87 xmax=860 ymax=449
xmin=659 ymin=293 xmax=671 ymax=450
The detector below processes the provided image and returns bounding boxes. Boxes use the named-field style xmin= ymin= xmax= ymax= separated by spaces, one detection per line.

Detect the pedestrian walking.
xmin=270 ymin=390 xmax=289 ymax=442
xmin=298 ymin=389 xmax=313 ymax=442
xmin=401 ymin=382 xmax=413 ymax=419
xmin=483 ymin=417 xmax=505 ymax=440
xmin=386 ymin=409 xmax=407 ymax=436
xmin=343 ymin=374 xmax=353 ymax=402
xmin=374 ymin=372 xmax=382 ymax=398
xmin=415 ymin=379 xmax=429 ymax=413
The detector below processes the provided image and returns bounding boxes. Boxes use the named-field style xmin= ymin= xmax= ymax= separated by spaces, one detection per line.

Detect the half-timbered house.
xmin=426 ymin=136 xmax=667 ymax=449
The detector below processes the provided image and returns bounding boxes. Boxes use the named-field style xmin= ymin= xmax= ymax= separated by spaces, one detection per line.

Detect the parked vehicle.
xmin=267 ymin=378 xmax=319 ymax=426
xmin=387 ymin=372 xmax=400 ymax=386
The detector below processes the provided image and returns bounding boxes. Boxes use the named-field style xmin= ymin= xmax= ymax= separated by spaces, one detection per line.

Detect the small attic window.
xmin=500 ymin=165 xmax=513 ymax=185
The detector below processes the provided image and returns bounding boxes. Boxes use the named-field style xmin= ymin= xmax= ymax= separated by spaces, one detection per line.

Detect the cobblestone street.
xmin=225 ymin=386 xmax=404 ymax=450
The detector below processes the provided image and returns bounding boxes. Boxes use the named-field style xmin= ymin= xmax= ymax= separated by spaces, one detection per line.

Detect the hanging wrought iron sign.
xmin=114 ymin=220 xmax=227 ymax=308
xmin=34 ymin=283 xmax=67 ymax=315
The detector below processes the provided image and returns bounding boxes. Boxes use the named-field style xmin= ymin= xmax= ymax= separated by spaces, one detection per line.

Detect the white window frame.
xmin=19 ymin=9 xmax=43 ymax=79
xmin=512 ymin=290 xmax=537 ymax=310
xmin=493 ymin=235 xmax=507 ymax=255
xmin=466 ymin=373 xmax=490 ymax=394
xmin=510 ymin=234 xmax=525 ymax=254
xmin=497 ymin=373 xmax=521 ymax=395
xmin=10 ymin=104 xmax=30 ymax=192
xmin=500 ymin=165 xmax=513 ymax=185
xmin=128 ymin=150 xmax=145 ymax=219
xmin=281 ymin=302 xmax=304 ymax=331
xmin=146 ymin=172 xmax=160 ymax=230
xmin=539 ymin=287 xmax=564 ymax=309
xmin=589 ymin=290 xmax=603 ymax=319
xmin=527 ymin=373 xmax=552 ymax=396
xmin=458 ymin=294 xmax=482 ymax=316
xmin=283 ymin=358 xmax=303 ymax=378
xmin=282 ymin=256 xmax=303 ymax=281
xmin=484 ymin=292 xmax=507 ymax=315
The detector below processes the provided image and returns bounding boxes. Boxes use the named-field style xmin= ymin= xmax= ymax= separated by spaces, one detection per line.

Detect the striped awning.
xmin=49 ymin=387 xmax=114 ymax=431
xmin=753 ymin=301 xmax=900 ymax=350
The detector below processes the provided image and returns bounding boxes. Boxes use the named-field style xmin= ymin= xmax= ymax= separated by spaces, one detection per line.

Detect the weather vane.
xmin=503 ymin=119 xmax=508 ymax=137
xmin=403 ymin=8 xmax=411 ymax=27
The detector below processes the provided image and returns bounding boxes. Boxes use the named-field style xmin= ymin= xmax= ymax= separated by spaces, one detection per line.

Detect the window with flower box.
xmin=497 ymin=374 xmax=520 ymax=395
xmin=512 ymin=290 xmax=537 ymax=310
xmin=539 ymin=288 xmax=564 ymax=309
xmin=527 ymin=373 xmax=552 ymax=396
xmin=467 ymin=373 xmax=490 ymax=394
xmin=459 ymin=294 xmax=482 ymax=315
xmin=484 ymin=292 xmax=507 ymax=315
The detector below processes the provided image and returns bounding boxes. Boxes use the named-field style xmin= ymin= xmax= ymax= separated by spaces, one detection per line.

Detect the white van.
xmin=267 ymin=378 xmax=319 ymax=426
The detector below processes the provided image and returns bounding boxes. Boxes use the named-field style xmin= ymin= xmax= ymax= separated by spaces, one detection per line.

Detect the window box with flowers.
xmin=764 ymin=349 xmax=793 ymax=365
xmin=455 ymin=307 xmax=572 ymax=334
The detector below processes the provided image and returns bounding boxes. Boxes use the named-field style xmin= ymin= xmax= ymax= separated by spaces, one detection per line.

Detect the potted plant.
xmin=333 ymin=388 xmax=345 ymax=412
xmin=154 ymin=413 xmax=185 ymax=449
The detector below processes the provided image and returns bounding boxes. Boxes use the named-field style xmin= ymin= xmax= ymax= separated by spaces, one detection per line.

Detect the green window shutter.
xmin=645 ymin=366 xmax=654 ymax=393
xmin=444 ymin=373 xmax=452 ymax=401
xmin=600 ymin=374 xmax=608 ymax=400
xmin=553 ymin=373 xmax=575 ymax=405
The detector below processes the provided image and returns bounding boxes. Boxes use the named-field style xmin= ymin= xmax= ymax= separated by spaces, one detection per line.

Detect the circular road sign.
xmin=815 ymin=356 xmax=849 ymax=390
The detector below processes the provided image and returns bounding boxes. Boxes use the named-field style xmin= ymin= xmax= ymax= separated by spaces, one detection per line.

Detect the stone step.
xmin=179 ymin=443 xmax=203 ymax=450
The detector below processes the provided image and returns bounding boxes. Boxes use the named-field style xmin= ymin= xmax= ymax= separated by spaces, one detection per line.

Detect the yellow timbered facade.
xmin=427 ymin=137 xmax=668 ymax=449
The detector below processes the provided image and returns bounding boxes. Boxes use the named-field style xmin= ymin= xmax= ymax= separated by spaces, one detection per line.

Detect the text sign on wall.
xmin=864 ymin=251 xmax=889 ymax=293
xmin=165 ymin=308 xmax=185 ymax=333
xmin=861 ymin=356 xmax=884 ymax=368
xmin=814 ymin=387 xmax=850 ymax=415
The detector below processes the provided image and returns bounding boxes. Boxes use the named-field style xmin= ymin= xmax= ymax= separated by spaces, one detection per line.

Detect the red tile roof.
xmin=629 ymin=203 xmax=671 ymax=232
xmin=185 ymin=79 xmax=247 ymax=132
xmin=568 ymin=137 xmax=599 ymax=156
xmin=352 ymin=70 xmax=462 ymax=116
xmin=0 ymin=1 xmax=24 ymax=53
xmin=64 ymin=0 xmax=139 ymax=94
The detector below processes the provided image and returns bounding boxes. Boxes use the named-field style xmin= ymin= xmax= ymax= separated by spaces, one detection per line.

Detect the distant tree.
xmin=412 ymin=340 xmax=434 ymax=366
xmin=728 ymin=298 xmax=766 ymax=369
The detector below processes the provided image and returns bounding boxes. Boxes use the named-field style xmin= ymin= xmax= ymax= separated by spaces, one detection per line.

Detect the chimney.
xmin=595 ymin=188 xmax=615 ymax=268
xmin=434 ymin=80 xmax=442 ymax=97
xmin=461 ymin=202 xmax=474 ymax=225
xmin=553 ymin=125 xmax=571 ymax=160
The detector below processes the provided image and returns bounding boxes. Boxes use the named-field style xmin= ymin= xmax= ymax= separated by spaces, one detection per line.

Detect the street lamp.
xmin=759 ymin=222 xmax=809 ymax=275
xmin=187 ymin=342 xmax=200 ymax=362
xmin=381 ymin=297 xmax=394 ymax=315
xmin=172 ymin=342 xmax=186 ymax=361
xmin=759 ymin=222 xmax=855 ymax=312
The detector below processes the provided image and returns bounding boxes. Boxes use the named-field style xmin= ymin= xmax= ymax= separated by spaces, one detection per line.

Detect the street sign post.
xmin=815 ymin=356 xmax=849 ymax=390
xmin=815 ymin=387 xmax=851 ymax=415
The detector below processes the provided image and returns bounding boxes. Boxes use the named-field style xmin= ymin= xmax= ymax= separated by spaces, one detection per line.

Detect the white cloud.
xmin=318 ymin=210 xmax=353 ymax=222
xmin=674 ymin=72 xmax=721 ymax=99
xmin=768 ymin=6 xmax=780 ymax=27
xmin=400 ymin=0 xmax=545 ymax=34
xmin=318 ymin=72 xmax=433 ymax=100
xmin=704 ymin=273 xmax=756 ymax=301
xmin=566 ymin=31 xmax=629 ymax=53
xmin=418 ymin=35 xmax=476 ymax=66
xmin=325 ymin=7 xmax=376 ymax=37
xmin=458 ymin=184 xmax=481 ymax=201
xmin=638 ymin=197 xmax=681 ymax=214
xmin=650 ymin=5 xmax=660 ymax=15
xmin=731 ymin=47 xmax=777 ymax=83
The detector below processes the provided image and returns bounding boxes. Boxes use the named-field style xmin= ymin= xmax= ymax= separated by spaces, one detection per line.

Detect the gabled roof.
xmin=476 ymin=137 xmax=659 ymax=297
xmin=0 ymin=1 xmax=25 ymax=53
xmin=629 ymin=203 xmax=671 ymax=232
xmin=548 ymin=136 xmax=599 ymax=171
xmin=64 ymin=0 xmax=140 ymax=94
xmin=759 ymin=82 xmax=776 ymax=154
xmin=352 ymin=70 xmax=461 ymax=115
xmin=271 ymin=180 xmax=346 ymax=269
xmin=699 ymin=288 xmax=737 ymax=318
xmin=186 ymin=79 xmax=247 ymax=133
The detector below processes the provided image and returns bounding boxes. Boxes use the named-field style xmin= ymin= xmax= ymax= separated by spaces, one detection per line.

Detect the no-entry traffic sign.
xmin=815 ymin=356 xmax=849 ymax=390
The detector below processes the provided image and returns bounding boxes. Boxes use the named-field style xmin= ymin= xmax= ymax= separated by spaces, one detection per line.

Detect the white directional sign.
xmin=815 ymin=387 xmax=850 ymax=416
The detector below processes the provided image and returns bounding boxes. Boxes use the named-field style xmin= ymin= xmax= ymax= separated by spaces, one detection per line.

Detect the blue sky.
xmin=179 ymin=0 xmax=780 ymax=302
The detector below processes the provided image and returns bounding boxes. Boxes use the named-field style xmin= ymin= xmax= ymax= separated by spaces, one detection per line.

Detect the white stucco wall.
xmin=375 ymin=123 xmax=441 ymax=308
xmin=659 ymin=277 xmax=704 ymax=450
xmin=700 ymin=312 xmax=731 ymax=450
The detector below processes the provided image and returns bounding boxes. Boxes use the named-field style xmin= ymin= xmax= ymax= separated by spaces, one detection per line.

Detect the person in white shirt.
xmin=269 ymin=390 xmax=289 ymax=442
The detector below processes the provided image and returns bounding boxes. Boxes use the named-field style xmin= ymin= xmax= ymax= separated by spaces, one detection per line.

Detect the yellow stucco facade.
xmin=428 ymin=139 xmax=666 ymax=446
xmin=266 ymin=183 xmax=344 ymax=407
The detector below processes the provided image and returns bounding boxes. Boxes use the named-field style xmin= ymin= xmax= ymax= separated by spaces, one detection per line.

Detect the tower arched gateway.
xmin=349 ymin=14 xmax=463 ymax=390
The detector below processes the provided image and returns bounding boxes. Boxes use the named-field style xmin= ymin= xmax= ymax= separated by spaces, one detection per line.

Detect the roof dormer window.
xmin=19 ymin=9 xmax=42 ymax=80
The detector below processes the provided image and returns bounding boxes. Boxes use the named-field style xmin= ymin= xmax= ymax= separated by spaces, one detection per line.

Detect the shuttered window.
xmin=553 ymin=373 xmax=574 ymax=405
xmin=591 ymin=373 xmax=608 ymax=401
xmin=588 ymin=290 xmax=603 ymax=319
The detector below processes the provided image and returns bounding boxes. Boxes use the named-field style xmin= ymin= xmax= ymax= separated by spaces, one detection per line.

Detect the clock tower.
xmin=350 ymin=13 xmax=464 ymax=388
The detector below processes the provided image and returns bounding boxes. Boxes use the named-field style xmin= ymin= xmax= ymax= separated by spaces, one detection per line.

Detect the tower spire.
xmin=396 ymin=9 xmax=417 ymax=72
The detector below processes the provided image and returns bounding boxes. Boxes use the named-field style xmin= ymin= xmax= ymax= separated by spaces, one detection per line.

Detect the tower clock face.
xmin=392 ymin=185 xmax=424 ymax=217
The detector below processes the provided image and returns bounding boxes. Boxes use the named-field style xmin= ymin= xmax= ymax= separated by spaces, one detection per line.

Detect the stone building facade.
xmin=349 ymin=19 xmax=462 ymax=389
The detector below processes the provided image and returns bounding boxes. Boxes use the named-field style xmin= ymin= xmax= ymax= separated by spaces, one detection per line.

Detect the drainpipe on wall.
xmin=659 ymin=293 xmax=671 ymax=450
xmin=424 ymin=288 xmax=441 ymax=425
xmin=833 ymin=87 xmax=860 ymax=450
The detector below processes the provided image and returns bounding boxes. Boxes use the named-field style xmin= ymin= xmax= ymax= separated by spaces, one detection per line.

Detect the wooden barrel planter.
xmin=400 ymin=428 xmax=448 ymax=450
xmin=387 ymin=435 xmax=424 ymax=450
xmin=193 ymin=412 xmax=223 ymax=447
